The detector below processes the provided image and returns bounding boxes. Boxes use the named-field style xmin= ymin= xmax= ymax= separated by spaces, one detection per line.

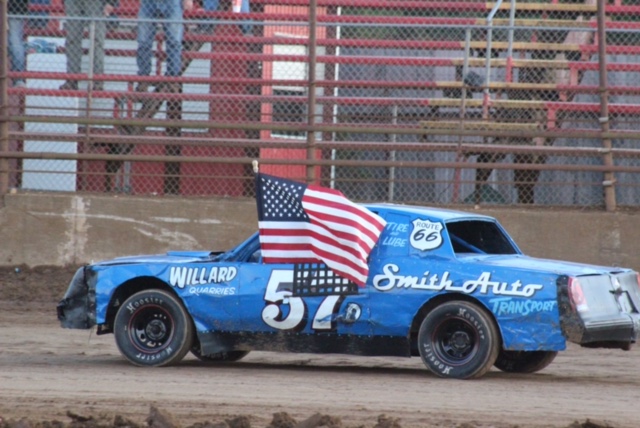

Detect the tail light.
xmin=636 ymin=273 xmax=640 ymax=291
xmin=568 ymin=277 xmax=589 ymax=312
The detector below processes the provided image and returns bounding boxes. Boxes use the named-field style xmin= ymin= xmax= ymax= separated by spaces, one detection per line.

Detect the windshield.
xmin=213 ymin=232 xmax=261 ymax=262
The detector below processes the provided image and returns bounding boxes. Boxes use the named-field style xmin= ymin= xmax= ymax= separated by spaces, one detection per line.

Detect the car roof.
xmin=362 ymin=203 xmax=496 ymax=222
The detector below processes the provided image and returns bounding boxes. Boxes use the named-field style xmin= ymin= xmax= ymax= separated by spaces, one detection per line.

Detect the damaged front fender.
xmin=57 ymin=266 xmax=96 ymax=329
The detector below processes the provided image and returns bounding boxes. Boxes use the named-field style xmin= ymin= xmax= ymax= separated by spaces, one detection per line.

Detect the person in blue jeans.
xmin=196 ymin=0 xmax=251 ymax=35
xmin=136 ymin=0 xmax=193 ymax=92
xmin=8 ymin=0 xmax=28 ymax=87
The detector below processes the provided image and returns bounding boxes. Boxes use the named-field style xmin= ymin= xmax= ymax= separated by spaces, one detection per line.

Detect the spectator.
xmin=59 ymin=0 xmax=116 ymax=91
xmin=8 ymin=0 xmax=28 ymax=87
xmin=135 ymin=0 xmax=194 ymax=92
xmin=195 ymin=0 xmax=252 ymax=35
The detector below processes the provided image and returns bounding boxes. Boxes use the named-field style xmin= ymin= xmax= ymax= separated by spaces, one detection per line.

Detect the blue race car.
xmin=57 ymin=203 xmax=640 ymax=379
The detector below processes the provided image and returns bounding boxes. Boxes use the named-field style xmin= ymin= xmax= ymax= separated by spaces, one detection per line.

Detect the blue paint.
xmin=67 ymin=204 xmax=639 ymax=356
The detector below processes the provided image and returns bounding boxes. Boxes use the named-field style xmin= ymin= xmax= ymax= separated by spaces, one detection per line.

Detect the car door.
xmin=367 ymin=211 xmax=453 ymax=338
xmin=236 ymin=259 xmax=373 ymax=351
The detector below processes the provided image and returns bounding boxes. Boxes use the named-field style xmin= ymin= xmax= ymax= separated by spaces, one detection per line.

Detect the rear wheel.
xmin=418 ymin=301 xmax=500 ymax=379
xmin=114 ymin=289 xmax=193 ymax=367
xmin=494 ymin=350 xmax=558 ymax=373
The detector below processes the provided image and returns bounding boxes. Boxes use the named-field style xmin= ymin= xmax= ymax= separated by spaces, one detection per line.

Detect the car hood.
xmin=464 ymin=254 xmax=629 ymax=276
xmin=91 ymin=251 xmax=216 ymax=266
xmin=91 ymin=252 xmax=630 ymax=277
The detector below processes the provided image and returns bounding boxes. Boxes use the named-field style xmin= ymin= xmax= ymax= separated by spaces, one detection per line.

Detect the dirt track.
xmin=1 ymin=266 xmax=639 ymax=428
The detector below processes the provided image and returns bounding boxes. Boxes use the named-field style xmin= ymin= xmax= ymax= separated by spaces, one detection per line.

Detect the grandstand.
xmin=2 ymin=0 xmax=640 ymax=207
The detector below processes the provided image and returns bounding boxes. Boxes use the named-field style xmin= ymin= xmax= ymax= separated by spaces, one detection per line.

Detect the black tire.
xmin=494 ymin=350 xmax=558 ymax=373
xmin=114 ymin=289 xmax=193 ymax=367
xmin=191 ymin=340 xmax=249 ymax=363
xmin=418 ymin=301 xmax=500 ymax=379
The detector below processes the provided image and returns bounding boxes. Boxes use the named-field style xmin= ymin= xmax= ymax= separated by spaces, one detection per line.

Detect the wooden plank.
xmin=420 ymin=120 xmax=539 ymax=131
xmin=494 ymin=3 xmax=596 ymax=13
xmin=435 ymin=81 xmax=565 ymax=91
xmin=486 ymin=18 xmax=594 ymax=28
xmin=450 ymin=58 xmax=544 ymax=68
xmin=468 ymin=41 xmax=587 ymax=52
xmin=426 ymin=98 xmax=548 ymax=109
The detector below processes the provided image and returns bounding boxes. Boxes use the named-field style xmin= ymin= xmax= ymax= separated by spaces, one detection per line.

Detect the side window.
xmin=446 ymin=220 xmax=517 ymax=255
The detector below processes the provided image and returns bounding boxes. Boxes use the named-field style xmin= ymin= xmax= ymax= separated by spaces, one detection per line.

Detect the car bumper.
xmin=576 ymin=316 xmax=639 ymax=349
xmin=56 ymin=266 xmax=96 ymax=329
xmin=558 ymin=274 xmax=640 ymax=350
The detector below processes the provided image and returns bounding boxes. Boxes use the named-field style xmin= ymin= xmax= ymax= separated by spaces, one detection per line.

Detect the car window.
xmin=446 ymin=220 xmax=517 ymax=255
xmin=248 ymin=249 xmax=262 ymax=263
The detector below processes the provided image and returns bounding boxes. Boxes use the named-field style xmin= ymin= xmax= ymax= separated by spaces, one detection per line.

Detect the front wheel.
xmin=418 ymin=301 xmax=500 ymax=379
xmin=494 ymin=350 xmax=558 ymax=373
xmin=114 ymin=289 xmax=193 ymax=367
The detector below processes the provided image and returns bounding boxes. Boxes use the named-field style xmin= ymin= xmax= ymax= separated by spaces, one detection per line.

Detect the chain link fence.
xmin=1 ymin=0 xmax=640 ymax=208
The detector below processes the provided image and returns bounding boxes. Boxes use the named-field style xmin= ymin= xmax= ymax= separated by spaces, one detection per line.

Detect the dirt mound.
xmin=0 ymin=407 xmax=623 ymax=428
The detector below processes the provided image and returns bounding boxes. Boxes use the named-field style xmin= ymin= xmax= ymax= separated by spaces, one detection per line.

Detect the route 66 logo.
xmin=409 ymin=219 xmax=443 ymax=251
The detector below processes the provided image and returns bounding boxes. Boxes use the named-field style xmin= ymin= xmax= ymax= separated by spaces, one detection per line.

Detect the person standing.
xmin=8 ymin=0 xmax=28 ymax=87
xmin=59 ymin=0 xmax=116 ymax=90
xmin=135 ymin=0 xmax=194 ymax=92
xmin=195 ymin=0 xmax=251 ymax=35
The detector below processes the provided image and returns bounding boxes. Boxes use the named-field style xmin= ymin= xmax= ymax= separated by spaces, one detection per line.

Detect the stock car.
xmin=57 ymin=203 xmax=640 ymax=379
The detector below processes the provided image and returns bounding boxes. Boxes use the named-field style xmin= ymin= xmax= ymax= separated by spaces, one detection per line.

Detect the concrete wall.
xmin=1 ymin=192 xmax=639 ymax=272
xmin=0 ymin=193 xmax=258 ymax=267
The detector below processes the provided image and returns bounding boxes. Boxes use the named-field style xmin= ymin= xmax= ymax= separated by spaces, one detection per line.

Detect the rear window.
xmin=446 ymin=220 xmax=517 ymax=255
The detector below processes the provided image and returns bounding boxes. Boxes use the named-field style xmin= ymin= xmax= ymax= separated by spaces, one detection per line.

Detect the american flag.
xmin=255 ymin=173 xmax=387 ymax=286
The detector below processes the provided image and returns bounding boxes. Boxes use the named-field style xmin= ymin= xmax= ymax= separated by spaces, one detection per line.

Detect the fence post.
xmin=0 ymin=0 xmax=9 ymax=197
xmin=597 ymin=1 xmax=616 ymax=211
xmin=305 ymin=0 xmax=318 ymax=184
xmin=388 ymin=105 xmax=398 ymax=202
xmin=482 ymin=0 xmax=503 ymax=120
